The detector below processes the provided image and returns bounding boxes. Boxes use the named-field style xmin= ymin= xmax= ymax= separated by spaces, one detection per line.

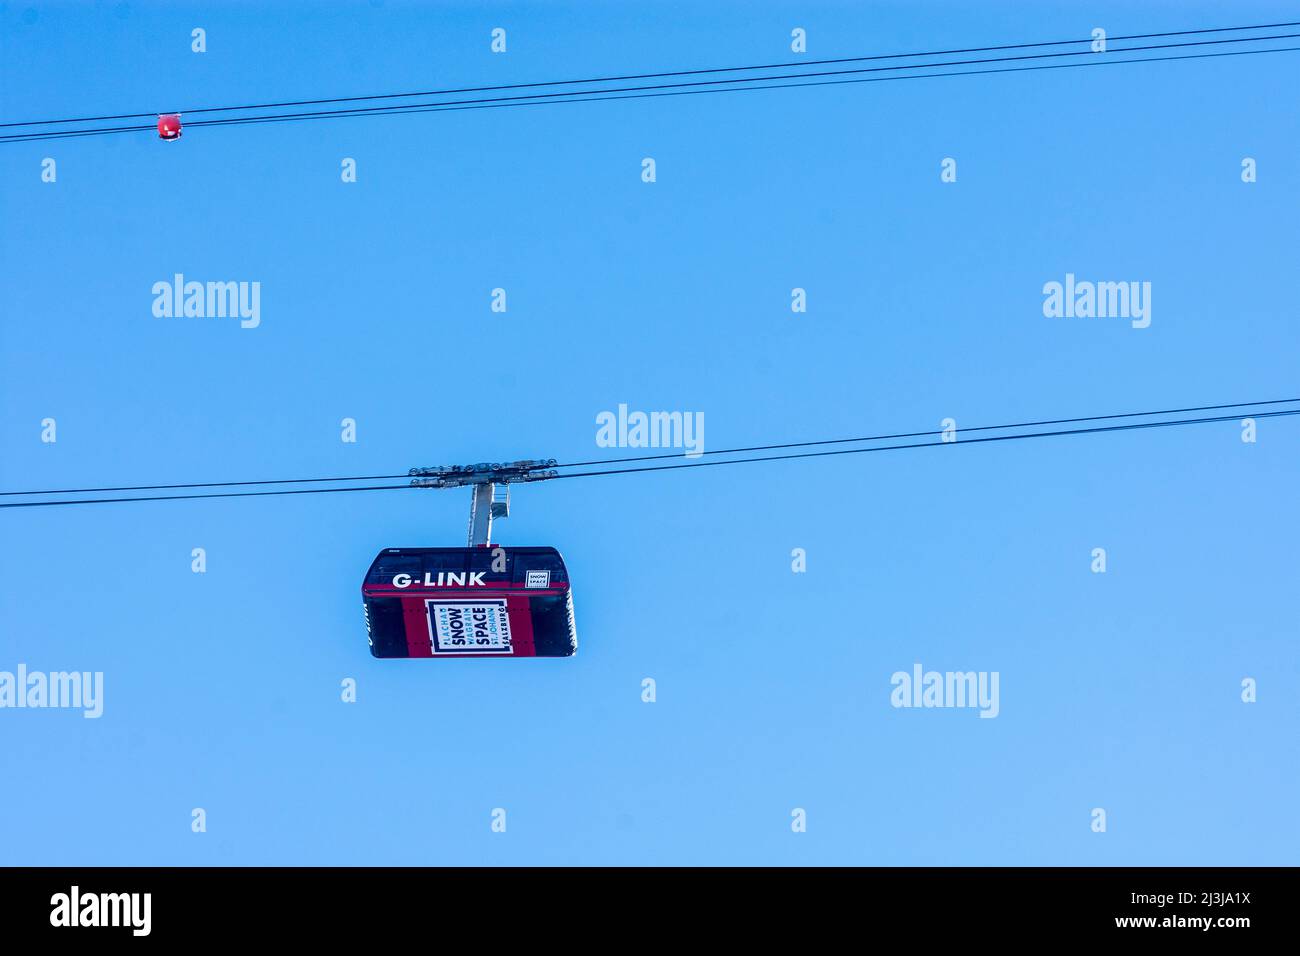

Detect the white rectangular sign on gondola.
xmin=426 ymin=599 xmax=513 ymax=655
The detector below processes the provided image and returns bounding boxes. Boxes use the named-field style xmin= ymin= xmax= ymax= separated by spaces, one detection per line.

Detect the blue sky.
xmin=1 ymin=0 xmax=1297 ymax=865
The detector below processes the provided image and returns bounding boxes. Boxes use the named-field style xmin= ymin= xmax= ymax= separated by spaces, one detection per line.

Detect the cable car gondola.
xmin=362 ymin=546 xmax=577 ymax=658
xmin=360 ymin=460 xmax=577 ymax=658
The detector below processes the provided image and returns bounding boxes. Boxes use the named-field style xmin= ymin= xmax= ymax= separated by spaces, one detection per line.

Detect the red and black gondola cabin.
xmin=362 ymin=547 xmax=577 ymax=658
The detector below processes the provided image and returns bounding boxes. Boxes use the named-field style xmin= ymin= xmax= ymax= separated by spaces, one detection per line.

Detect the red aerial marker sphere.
xmin=157 ymin=114 xmax=182 ymax=140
